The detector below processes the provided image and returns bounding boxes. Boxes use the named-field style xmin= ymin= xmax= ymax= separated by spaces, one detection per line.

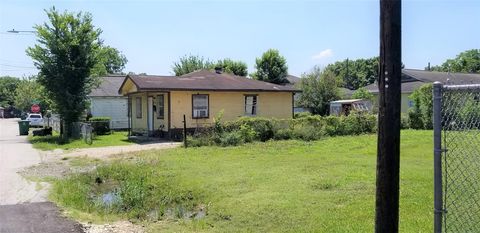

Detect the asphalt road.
xmin=0 ymin=118 xmax=84 ymax=233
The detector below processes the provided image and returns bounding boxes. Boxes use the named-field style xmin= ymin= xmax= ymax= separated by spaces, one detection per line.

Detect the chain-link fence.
xmin=434 ymin=82 xmax=480 ymax=233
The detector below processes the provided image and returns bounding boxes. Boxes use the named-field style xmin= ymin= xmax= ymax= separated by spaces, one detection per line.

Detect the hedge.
xmin=187 ymin=112 xmax=377 ymax=147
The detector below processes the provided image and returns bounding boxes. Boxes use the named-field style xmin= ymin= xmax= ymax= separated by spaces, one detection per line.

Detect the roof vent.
xmin=214 ymin=67 xmax=223 ymax=74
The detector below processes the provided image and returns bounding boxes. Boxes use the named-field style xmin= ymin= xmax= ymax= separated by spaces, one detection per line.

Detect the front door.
xmin=147 ymin=96 xmax=154 ymax=134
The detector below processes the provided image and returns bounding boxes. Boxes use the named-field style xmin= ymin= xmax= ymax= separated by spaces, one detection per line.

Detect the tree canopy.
xmin=213 ymin=58 xmax=248 ymax=76
xmin=172 ymin=55 xmax=248 ymax=76
xmin=14 ymin=76 xmax=52 ymax=114
xmin=351 ymin=87 xmax=374 ymax=101
xmin=297 ymin=66 xmax=341 ymax=115
xmin=430 ymin=49 xmax=480 ymax=73
xmin=172 ymin=55 xmax=213 ymax=76
xmin=324 ymin=57 xmax=379 ymax=90
xmin=27 ymin=7 xmax=102 ymax=137
xmin=91 ymin=45 xmax=128 ymax=76
xmin=252 ymin=49 xmax=289 ymax=84
xmin=0 ymin=76 xmax=21 ymax=106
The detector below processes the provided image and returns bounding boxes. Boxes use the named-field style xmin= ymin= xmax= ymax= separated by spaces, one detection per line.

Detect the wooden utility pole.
xmin=376 ymin=0 xmax=402 ymax=232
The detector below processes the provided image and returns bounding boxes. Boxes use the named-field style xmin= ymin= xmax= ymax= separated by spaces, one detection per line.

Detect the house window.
xmin=192 ymin=94 xmax=209 ymax=118
xmin=157 ymin=94 xmax=164 ymax=119
xmin=136 ymin=97 xmax=142 ymax=118
xmin=245 ymin=95 xmax=257 ymax=116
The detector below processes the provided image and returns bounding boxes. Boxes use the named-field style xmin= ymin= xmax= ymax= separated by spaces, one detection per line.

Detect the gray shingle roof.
xmin=364 ymin=69 xmax=480 ymax=94
xmin=123 ymin=70 xmax=298 ymax=93
xmin=90 ymin=75 xmax=127 ymax=97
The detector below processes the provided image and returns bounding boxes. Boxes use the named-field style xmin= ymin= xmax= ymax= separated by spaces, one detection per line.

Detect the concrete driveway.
xmin=0 ymin=118 xmax=83 ymax=233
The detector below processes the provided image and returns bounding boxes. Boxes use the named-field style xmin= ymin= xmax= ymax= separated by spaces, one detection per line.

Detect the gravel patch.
xmin=82 ymin=221 xmax=144 ymax=233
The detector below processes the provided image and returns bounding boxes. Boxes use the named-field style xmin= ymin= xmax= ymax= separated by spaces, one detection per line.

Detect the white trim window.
xmin=193 ymin=94 xmax=209 ymax=118
xmin=245 ymin=95 xmax=257 ymax=116
xmin=157 ymin=94 xmax=165 ymax=119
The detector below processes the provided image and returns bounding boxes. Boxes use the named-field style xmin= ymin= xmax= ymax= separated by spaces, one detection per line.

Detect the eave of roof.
xmin=119 ymin=70 xmax=299 ymax=94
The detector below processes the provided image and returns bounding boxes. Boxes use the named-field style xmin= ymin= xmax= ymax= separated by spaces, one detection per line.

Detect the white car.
xmin=26 ymin=113 xmax=43 ymax=127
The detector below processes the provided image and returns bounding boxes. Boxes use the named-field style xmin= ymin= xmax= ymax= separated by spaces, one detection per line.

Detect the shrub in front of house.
xmin=88 ymin=116 xmax=111 ymax=135
xmin=187 ymin=113 xmax=378 ymax=147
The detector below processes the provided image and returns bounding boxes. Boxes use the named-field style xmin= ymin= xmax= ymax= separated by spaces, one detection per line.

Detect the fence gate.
xmin=433 ymin=82 xmax=480 ymax=233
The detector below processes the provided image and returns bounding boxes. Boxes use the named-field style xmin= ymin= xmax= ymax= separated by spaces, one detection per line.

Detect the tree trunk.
xmin=375 ymin=0 xmax=402 ymax=232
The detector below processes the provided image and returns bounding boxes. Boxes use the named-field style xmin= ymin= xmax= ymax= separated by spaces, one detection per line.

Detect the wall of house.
xmin=129 ymin=92 xmax=169 ymax=135
xmin=371 ymin=92 xmax=413 ymax=113
xmin=169 ymin=91 xmax=294 ymax=130
xmin=90 ymin=97 xmax=128 ymax=129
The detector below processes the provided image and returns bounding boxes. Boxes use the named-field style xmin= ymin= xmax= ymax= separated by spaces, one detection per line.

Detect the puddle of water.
xmin=100 ymin=191 xmax=121 ymax=207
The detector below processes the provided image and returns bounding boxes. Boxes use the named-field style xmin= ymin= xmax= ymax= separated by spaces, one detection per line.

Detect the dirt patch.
xmin=82 ymin=221 xmax=144 ymax=233
xmin=19 ymin=157 xmax=97 ymax=181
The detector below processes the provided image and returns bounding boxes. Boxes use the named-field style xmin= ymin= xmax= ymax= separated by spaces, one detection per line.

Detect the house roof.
xmin=364 ymin=69 xmax=480 ymax=94
xmin=90 ymin=75 xmax=127 ymax=97
xmin=286 ymin=75 xmax=301 ymax=84
xmin=120 ymin=70 xmax=299 ymax=94
xmin=403 ymin=69 xmax=480 ymax=84
xmin=364 ymin=81 xmax=425 ymax=94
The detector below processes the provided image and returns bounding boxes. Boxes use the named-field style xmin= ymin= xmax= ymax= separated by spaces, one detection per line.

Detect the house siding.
xmin=371 ymin=92 xmax=413 ymax=113
xmin=90 ymin=97 xmax=128 ymax=129
xmin=169 ymin=91 xmax=293 ymax=129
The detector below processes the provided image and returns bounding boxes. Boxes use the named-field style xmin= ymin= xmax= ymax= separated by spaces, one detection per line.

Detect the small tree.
xmin=408 ymin=84 xmax=433 ymax=129
xmin=351 ymin=87 xmax=374 ymax=101
xmin=172 ymin=55 xmax=213 ymax=76
xmin=27 ymin=7 xmax=102 ymax=138
xmin=297 ymin=66 xmax=341 ymax=115
xmin=252 ymin=49 xmax=289 ymax=84
xmin=213 ymin=58 xmax=248 ymax=76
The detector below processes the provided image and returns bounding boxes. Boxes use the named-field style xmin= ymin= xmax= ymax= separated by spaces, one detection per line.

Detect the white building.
xmin=89 ymin=75 xmax=128 ymax=129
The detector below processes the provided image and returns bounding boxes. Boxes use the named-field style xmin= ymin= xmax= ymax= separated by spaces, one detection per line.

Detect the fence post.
xmin=433 ymin=81 xmax=443 ymax=233
xmin=183 ymin=114 xmax=187 ymax=148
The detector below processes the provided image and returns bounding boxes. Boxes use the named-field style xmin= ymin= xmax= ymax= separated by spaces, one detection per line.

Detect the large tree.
xmin=325 ymin=57 xmax=379 ymax=90
xmin=0 ymin=76 xmax=20 ymax=106
xmin=213 ymin=58 xmax=248 ymax=76
xmin=27 ymin=7 xmax=102 ymax=138
xmin=252 ymin=49 xmax=289 ymax=84
xmin=430 ymin=49 xmax=480 ymax=73
xmin=297 ymin=66 xmax=341 ymax=115
xmin=172 ymin=55 xmax=213 ymax=76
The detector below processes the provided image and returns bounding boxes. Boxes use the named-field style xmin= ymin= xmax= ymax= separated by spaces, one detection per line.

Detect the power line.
xmin=0 ymin=63 xmax=36 ymax=69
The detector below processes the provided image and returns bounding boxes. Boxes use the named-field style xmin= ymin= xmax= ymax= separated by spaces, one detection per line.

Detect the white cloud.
xmin=312 ymin=49 xmax=333 ymax=60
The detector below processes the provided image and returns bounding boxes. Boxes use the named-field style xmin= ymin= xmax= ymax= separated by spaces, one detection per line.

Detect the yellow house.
xmin=118 ymin=70 xmax=298 ymax=139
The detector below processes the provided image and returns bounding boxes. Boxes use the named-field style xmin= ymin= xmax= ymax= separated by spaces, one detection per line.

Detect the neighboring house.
xmin=118 ymin=70 xmax=298 ymax=138
xmin=364 ymin=69 xmax=480 ymax=113
xmin=89 ymin=75 xmax=128 ymax=129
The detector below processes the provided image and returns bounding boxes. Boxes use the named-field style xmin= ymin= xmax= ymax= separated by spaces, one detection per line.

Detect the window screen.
xmin=245 ymin=95 xmax=257 ymax=115
xmin=157 ymin=95 xmax=164 ymax=119
xmin=193 ymin=94 xmax=209 ymax=118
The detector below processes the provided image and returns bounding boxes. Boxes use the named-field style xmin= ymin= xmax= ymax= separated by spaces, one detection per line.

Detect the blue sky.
xmin=0 ymin=0 xmax=479 ymax=78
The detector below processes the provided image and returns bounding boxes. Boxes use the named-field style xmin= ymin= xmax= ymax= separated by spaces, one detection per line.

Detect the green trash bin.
xmin=18 ymin=120 xmax=30 ymax=136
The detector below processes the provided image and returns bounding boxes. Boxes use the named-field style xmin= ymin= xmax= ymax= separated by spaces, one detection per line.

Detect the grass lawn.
xmin=29 ymin=131 xmax=135 ymax=151
xmin=51 ymin=130 xmax=433 ymax=232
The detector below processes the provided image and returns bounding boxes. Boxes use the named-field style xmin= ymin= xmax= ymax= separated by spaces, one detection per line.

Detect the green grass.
xmin=51 ymin=130 xmax=434 ymax=232
xmin=29 ymin=131 xmax=135 ymax=151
